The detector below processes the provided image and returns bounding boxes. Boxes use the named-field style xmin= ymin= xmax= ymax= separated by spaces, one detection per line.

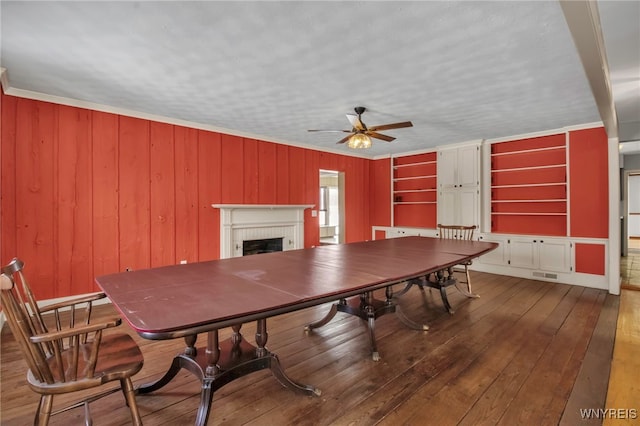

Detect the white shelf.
xmin=393 ymin=175 xmax=436 ymax=181
xmin=393 ymin=160 xmax=436 ymax=169
xmin=491 ymin=164 xmax=566 ymax=173
xmin=491 ymin=145 xmax=565 ymax=157
xmin=393 ymin=189 xmax=437 ymax=194
xmin=490 ymin=212 xmax=567 ymax=216
xmin=394 ymin=201 xmax=437 ymax=205
xmin=492 ymin=199 xmax=567 ymax=203
xmin=491 ymin=182 xmax=566 ymax=189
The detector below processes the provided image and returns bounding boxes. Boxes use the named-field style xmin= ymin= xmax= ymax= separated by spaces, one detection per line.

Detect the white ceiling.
xmin=1 ymin=1 xmax=638 ymax=159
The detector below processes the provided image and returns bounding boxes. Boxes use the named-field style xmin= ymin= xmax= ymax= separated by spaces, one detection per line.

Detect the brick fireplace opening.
xmin=242 ymin=237 xmax=284 ymax=256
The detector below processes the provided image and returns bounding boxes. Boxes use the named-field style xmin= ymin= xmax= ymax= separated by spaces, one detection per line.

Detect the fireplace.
xmin=212 ymin=204 xmax=314 ymax=258
xmin=243 ymin=237 xmax=284 ymax=256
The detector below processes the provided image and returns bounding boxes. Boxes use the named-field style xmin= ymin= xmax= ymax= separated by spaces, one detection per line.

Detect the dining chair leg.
xmin=462 ymin=265 xmax=479 ymax=298
xmin=83 ymin=402 xmax=92 ymax=426
xmin=121 ymin=378 xmax=142 ymax=426
xmin=36 ymin=394 xmax=53 ymax=426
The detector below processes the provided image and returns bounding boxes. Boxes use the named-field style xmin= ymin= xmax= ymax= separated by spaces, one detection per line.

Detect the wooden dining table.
xmin=96 ymin=236 xmax=497 ymax=425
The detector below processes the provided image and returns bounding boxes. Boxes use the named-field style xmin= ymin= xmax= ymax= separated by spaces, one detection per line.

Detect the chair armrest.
xmin=38 ymin=292 xmax=107 ymax=313
xmin=29 ymin=317 xmax=122 ymax=343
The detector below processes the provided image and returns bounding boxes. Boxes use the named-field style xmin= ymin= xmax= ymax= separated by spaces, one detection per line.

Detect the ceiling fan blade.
xmin=346 ymin=113 xmax=366 ymax=131
xmin=308 ymin=129 xmax=352 ymax=133
xmin=368 ymin=121 xmax=413 ymax=132
xmin=336 ymin=134 xmax=352 ymax=144
xmin=367 ymin=131 xmax=396 ymax=142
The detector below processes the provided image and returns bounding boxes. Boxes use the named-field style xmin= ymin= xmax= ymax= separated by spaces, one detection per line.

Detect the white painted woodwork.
xmin=212 ymin=204 xmax=313 ymax=258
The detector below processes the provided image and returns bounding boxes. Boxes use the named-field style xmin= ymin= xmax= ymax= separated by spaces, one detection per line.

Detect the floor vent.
xmin=532 ymin=271 xmax=558 ymax=279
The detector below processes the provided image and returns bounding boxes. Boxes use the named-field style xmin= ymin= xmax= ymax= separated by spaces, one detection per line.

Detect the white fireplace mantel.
xmin=212 ymin=204 xmax=314 ymax=258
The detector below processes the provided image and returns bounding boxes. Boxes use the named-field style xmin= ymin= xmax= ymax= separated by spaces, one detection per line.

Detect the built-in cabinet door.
xmin=457 ymin=145 xmax=479 ymax=187
xmin=438 ymin=188 xmax=478 ymax=227
xmin=437 ymin=143 xmax=480 ymax=227
xmin=458 ymin=188 xmax=478 ymax=226
xmin=437 ymin=149 xmax=457 ymax=189
xmin=477 ymin=235 xmax=507 ymax=266
xmin=507 ymin=237 xmax=572 ymax=272
xmin=537 ymin=239 xmax=572 ymax=272
xmin=438 ymin=190 xmax=457 ymax=224
xmin=509 ymin=238 xmax=537 ymax=269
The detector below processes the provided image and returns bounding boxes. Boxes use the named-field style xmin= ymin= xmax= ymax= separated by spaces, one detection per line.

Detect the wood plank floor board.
xmin=420 ymin=282 xmax=576 ymax=426
xmin=1 ymin=271 xmax=621 ymax=425
xmin=333 ymin=277 xmax=542 ymax=426
xmin=495 ymin=287 xmax=605 ymax=425
xmin=541 ymin=290 xmax=608 ymax=424
xmin=376 ymin=278 xmax=556 ymax=426
xmin=454 ymin=284 xmax=587 ymax=426
xmin=604 ymin=289 xmax=640 ymax=426
xmin=560 ymin=293 xmax=619 ymax=425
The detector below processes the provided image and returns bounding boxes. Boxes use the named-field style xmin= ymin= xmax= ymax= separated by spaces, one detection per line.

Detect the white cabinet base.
xmin=371 ymin=227 xmax=609 ymax=290
xmin=475 ymin=233 xmax=608 ymax=290
xmin=471 ymin=262 xmax=608 ymax=290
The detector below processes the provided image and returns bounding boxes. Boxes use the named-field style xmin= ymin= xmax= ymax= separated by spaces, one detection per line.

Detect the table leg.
xmin=139 ymin=320 xmax=320 ymax=426
xmin=385 ymin=286 xmax=429 ymax=331
xmin=304 ymin=302 xmax=340 ymax=332
xmin=393 ymin=277 xmax=426 ymax=298
xmin=425 ymin=269 xmax=456 ymax=314
xmin=365 ymin=304 xmax=380 ymax=362
xmin=137 ymin=334 xmax=200 ymax=394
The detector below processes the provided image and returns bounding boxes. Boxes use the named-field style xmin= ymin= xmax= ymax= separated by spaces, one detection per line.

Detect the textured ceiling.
xmin=0 ymin=1 xmax=637 ymax=158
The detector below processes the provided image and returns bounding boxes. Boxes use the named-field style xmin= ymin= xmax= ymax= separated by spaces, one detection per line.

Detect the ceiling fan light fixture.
xmin=347 ymin=133 xmax=372 ymax=149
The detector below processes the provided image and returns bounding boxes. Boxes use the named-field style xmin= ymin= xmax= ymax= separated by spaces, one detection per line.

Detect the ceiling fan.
xmin=308 ymin=106 xmax=413 ymax=149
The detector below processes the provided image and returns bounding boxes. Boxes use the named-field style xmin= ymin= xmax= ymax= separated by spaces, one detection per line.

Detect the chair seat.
xmin=27 ymin=333 xmax=144 ymax=395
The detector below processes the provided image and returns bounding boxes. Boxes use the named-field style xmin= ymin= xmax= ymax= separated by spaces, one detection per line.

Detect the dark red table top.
xmin=96 ymin=237 xmax=497 ymax=339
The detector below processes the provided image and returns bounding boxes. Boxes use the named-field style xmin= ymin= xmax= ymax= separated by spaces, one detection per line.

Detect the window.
xmin=319 ymin=186 xmax=329 ymax=226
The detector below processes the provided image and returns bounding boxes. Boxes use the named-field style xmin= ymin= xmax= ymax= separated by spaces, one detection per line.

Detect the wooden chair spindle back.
xmin=1 ymin=258 xmax=103 ymax=385
xmin=437 ymin=224 xmax=477 ymax=241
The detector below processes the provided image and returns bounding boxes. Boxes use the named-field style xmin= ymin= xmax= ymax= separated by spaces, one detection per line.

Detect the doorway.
xmin=621 ymin=170 xmax=640 ymax=290
xmin=623 ymin=170 xmax=640 ymax=255
xmin=319 ymin=170 xmax=345 ymax=245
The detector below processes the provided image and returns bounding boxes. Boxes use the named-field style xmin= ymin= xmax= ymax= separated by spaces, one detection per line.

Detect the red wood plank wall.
xmin=569 ymin=127 xmax=609 ymax=238
xmin=569 ymin=127 xmax=609 ymax=275
xmin=0 ymin=93 xmax=374 ymax=299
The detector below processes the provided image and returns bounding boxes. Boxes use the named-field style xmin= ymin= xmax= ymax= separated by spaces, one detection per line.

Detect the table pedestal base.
xmin=396 ymin=267 xmax=479 ymax=314
xmin=304 ymin=285 xmax=428 ymax=361
xmin=138 ymin=320 xmax=320 ymax=426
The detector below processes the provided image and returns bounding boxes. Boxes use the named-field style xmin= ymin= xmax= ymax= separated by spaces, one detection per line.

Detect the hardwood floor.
xmin=621 ymin=240 xmax=640 ymax=291
xmin=1 ymin=271 xmax=615 ymax=425
xmin=604 ymin=290 xmax=640 ymax=426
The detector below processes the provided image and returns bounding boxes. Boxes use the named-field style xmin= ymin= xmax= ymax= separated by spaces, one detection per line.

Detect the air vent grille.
xmin=532 ymin=271 xmax=558 ymax=280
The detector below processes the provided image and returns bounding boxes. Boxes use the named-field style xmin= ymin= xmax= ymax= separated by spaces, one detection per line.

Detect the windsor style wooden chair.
xmin=435 ymin=224 xmax=479 ymax=297
xmin=0 ymin=258 xmax=144 ymax=425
